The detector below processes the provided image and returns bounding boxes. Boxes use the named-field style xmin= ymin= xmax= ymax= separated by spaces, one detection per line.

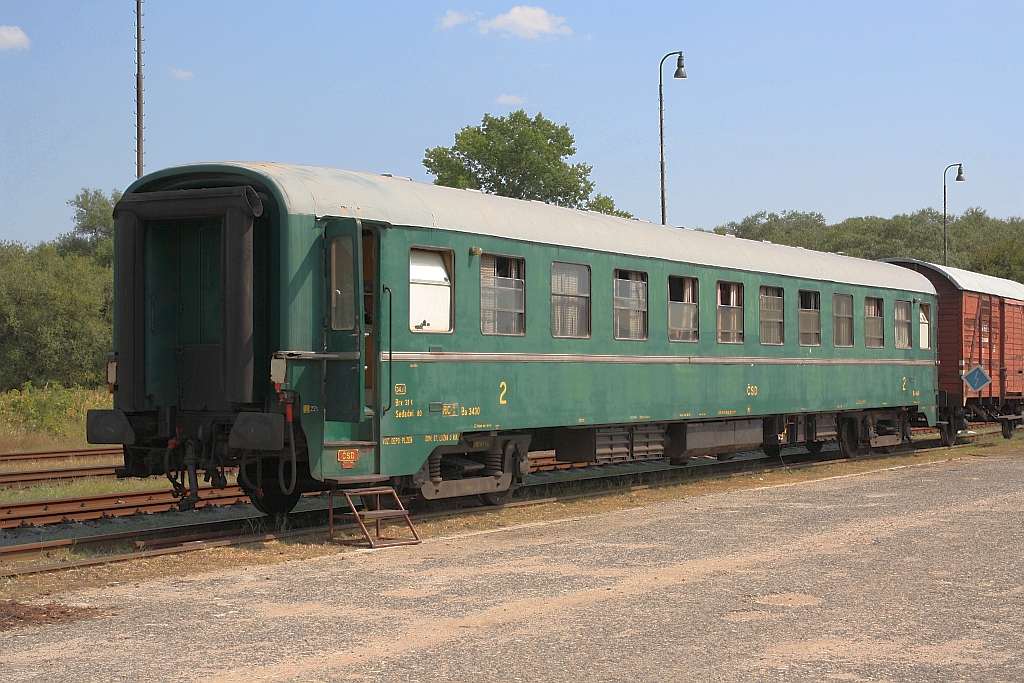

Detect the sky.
xmin=1 ymin=1 xmax=1022 ymax=243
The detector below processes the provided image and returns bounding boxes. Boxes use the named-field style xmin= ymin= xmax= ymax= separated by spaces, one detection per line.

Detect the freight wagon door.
xmin=324 ymin=218 xmax=365 ymax=422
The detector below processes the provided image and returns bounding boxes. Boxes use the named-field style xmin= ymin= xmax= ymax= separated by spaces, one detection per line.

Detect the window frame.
xmin=798 ymin=290 xmax=821 ymax=347
xmin=330 ymin=235 xmax=356 ymax=332
xmin=716 ymin=281 xmax=745 ymax=344
xmin=919 ymin=302 xmax=932 ymax=350
xmin=894 ymin=299 xmax=912 ymax=350
xmin=865 ymin=296 xmax=884 ymax=349
xmin=480 ymin=252 xmax=527 ymax=337
xmin=758 ymin=285 xmax=785 ymax=346
xmin=612 ymin=268 xmax=649 ymax=341
xmin=668 ymin=275 xmax=699 ymax=343
xmin=408 ymin=246 xmax=455 ymax=334
xmin=833 ymin=292 xmax=854 ymax=348
xmin=550 ymin=261 xmax=591 ymax=339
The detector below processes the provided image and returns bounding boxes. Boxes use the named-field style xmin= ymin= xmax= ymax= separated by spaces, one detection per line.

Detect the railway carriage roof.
xmin=883 ymin=259 xmax=1024 ymax=301
xmin=133 ymin=162 xmax=936 ymax=295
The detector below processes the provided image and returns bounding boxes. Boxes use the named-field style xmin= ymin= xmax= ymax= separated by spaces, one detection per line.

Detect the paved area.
xmin=3 ymin=453 xmax=1023 ymax=682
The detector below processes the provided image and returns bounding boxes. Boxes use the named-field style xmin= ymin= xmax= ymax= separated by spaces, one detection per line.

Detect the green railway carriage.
xmin=87 ymin=162 xmax=939 ymax=514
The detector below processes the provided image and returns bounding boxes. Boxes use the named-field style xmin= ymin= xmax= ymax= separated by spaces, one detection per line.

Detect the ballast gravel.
xmin=1 ymin=452 xmax=1022 ymax=682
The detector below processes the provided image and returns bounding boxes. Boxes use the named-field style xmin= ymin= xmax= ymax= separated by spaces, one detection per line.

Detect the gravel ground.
xmin=2 ymin=452 xmax=1022 ymax=682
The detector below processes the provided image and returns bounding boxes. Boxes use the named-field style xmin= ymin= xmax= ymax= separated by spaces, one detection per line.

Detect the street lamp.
xmin=942 ymin=163 xmax=965 ymax=266
xmin=659 ymin=51 xmax=686 ymax=225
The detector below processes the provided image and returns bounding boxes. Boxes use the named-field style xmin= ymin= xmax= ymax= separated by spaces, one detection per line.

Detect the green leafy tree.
xmin=424 ymin=109 xmax=632 ymax=218
xmin=0 ymin=242 xmax=113 ymax=390
xmin=57 ymin=188 xmax=122 ymax=268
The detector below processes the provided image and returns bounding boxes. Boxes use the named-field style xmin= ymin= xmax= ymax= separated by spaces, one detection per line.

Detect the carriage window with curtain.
xmin=409 ymin=248 xmax=453 ymax=333
xmin=798 ymin=290 xmax=821 ymax=346
xmin=759 ymin=286 xmax=784 ymax=345
xmin=894 ymin=300 xmax=912 ymax=349
xmin=717 ymin=282 xmax=744 ymax=343
xmin=865 ymin=297 xmax=884 ymax=348
xmin=613 ymin=269 xmax=648 ymax=340
xmin=833 ymin=293 xmax=853 ymax=347
xmin=551 ymin=262 xmax=590 ymax=338
xmin=481 ymin=254 xmax=526 ymax=336
xmin=668 ymin=276 xmax=698 ymax=342
xmin=919 ymin=303 xmax=931 ymax=350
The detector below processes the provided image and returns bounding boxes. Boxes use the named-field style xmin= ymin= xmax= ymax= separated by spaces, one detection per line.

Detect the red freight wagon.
xmin=886 ymin=259 xmax=1024 ymax=442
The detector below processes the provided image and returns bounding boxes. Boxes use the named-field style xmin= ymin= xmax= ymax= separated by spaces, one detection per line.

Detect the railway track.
xmin=0 ymin=484 xmax=248 ymax=529
xmin=3 ymin=432 xmax=1010 ymax=579
xmin=0 ymin=464 xmax=121 ymax=489
xmin=0 ymin=446 xmax=122 ymax=463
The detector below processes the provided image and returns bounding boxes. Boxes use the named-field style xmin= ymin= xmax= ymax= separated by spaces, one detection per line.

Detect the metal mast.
xmin=135 ymin=0 xmax=144 ymax=178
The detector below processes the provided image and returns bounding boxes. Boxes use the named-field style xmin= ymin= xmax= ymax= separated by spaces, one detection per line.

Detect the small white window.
xmin=409 ymin=249 xmax=453 ymax=333
xmin=895 ymin=300 xmax=912 ymax=350
xmin=717 ymin=282 xmax=744 ymax=344
xmin=668 ymin=276 xmax=698 ymax=342
xmin=551 ymin=262 xmax=590 ymax=338
xmin=759 ymin=286 xmax=784 ymax=346
xmin=798 ymin=290 xmax=820 ymax=346
xmin=481 ymin=254 xmax=525 ymax=336
xmin=865 ymin=297 xmax=884 ymax=348
xmin=613 ymin=270 xmax=648 ymax=340
xmin=919 ymin=303 xmax=931 ymax=350
xmin=330 ymin=236 xmax=355 ymax=331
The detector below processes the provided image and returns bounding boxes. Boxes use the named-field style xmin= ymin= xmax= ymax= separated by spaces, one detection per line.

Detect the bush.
xmin=0 ymin=383 xmax=112 ymax=438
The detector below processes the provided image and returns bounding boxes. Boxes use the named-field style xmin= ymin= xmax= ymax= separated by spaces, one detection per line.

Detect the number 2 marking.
xmin=902 ymin=376 xmax=907 ymax=391
xmin=499 ymin=381 xmax=508 ymax=405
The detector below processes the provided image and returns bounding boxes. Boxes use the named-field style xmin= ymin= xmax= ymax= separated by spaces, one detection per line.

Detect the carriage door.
xmin=324 ymin=218 xmax=365 ymax=422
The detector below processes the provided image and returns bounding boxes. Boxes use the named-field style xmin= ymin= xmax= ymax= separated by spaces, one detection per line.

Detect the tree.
xmin=424 ymin=110 xmax=632 ymax=218
xmin=57 ymin=188 xmax=122 ymax=268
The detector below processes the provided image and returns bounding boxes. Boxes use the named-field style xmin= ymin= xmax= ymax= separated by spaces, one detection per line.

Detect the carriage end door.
xmin=324 ymin=218 xmax=365 ymax=422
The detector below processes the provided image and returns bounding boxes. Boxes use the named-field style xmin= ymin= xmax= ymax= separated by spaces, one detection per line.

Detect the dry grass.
xmin=4 ymin=435 xmax=1022 ymax=603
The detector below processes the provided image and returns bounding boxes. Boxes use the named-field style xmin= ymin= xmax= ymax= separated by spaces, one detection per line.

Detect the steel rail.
xmin=1 ymin=433 xmax=1006 ymax=579
xmin=0 ymin=465 xmax=120 ymax=489
xmin=0 ymin=447 xmax=123 ymax=463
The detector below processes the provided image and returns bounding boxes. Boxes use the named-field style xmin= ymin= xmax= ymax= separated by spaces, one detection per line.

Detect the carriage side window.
xmin=551 ymin=261 xmax=590 ymax=338
xmin=919 ymin=303 xmax=931 ymax=350
xmin=717 ymin=281 xmax=744 ymax=344
xmin=481 ymin=254 xmax=525 ymax=336
xmin=409 ymin=248 xmax=454 ymax=333
xmin=330 ymin=236 xmax=356 ymax=331
xmin=894 ymin=300 xmax=912 ymax=349
xmin=865 ymin=297 xmax=884 ymax=348
xmin=833 ymin=293 xmax=853 ymax=347
xmin=613 ymin=269 xmax=648 ymax=340
xmin=798 ymin=290 xmax=821 ymax=346
xmin=668 ymin=276 xmax=698 ymax=342
xmin=759 ymin=286 xmax=784 ymax=345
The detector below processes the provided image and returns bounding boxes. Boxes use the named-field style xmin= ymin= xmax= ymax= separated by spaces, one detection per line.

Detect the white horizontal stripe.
xmin=382 ymin=351 xmax=935 ymax=367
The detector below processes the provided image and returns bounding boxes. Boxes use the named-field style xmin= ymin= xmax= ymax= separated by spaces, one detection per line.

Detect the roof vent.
xmin=762 ymin=240 xmax=772 ymax=244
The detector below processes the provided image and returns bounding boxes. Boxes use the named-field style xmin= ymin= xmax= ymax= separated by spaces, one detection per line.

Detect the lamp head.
xmin=955 ymin=164 xmax=965 ymax=182
xmin=673 ymin=54 xmax=686 ymax=79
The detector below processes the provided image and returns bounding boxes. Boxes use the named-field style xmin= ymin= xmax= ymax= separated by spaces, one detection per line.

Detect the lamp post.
xmin=942 ymin=163 xmax=965 ymax=266
xmin=659 ymin=51 xmax=686 ymax=225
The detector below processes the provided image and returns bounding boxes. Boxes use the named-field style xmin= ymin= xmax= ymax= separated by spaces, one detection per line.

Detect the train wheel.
xmin=838 ymin=419 xmax=858 ymax=459
xmin=1002 ymin=420 xmax=1015 ymax=440
xmin=479 ymin=482 xmax=517 ymax=506
xmin=762 ymin=443 xmax=782 ymax=460
xmin=239 ymin=459 xmax=302 ymax=517
xmin=805 ymin=441 xmax=824 ymax=455
xmin=939 ymin=421 xmax=956 ymax=447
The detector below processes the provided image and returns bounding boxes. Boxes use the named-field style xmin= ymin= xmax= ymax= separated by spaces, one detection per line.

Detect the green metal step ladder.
xmin=328 ymin=486 xmax=421 ymax=549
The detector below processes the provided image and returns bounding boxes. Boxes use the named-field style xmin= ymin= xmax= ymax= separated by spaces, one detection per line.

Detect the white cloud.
xmin=495 ymin=94 xmax=525 ymax=105
xmin=170 ymin=69 xmax=195 ymax=81
xmin=0 ymin=25 xmax=31 ymax=51
xmin=438 ymin=10 xmax=476 ymax=29
xmin=478 ymin=6 xmax=572 ymax=38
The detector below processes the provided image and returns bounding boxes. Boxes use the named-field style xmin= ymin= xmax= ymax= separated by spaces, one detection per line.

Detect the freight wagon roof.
xmin=883 ymin=259 xmax=1024 ymax=302
xmin=131 ymin=162 xmax=936 ymax=295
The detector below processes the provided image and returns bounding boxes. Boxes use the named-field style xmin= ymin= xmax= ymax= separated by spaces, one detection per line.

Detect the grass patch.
xmin=0 ymin=384 xmax=111 ymax=452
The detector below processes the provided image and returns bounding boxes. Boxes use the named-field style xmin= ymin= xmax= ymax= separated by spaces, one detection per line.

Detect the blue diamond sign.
xmin=962 ymin=365 xmax=992 ymax=393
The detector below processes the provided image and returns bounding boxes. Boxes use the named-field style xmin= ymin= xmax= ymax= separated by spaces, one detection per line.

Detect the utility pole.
xmin=135 ymin=0 xmax=144 ymax=178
